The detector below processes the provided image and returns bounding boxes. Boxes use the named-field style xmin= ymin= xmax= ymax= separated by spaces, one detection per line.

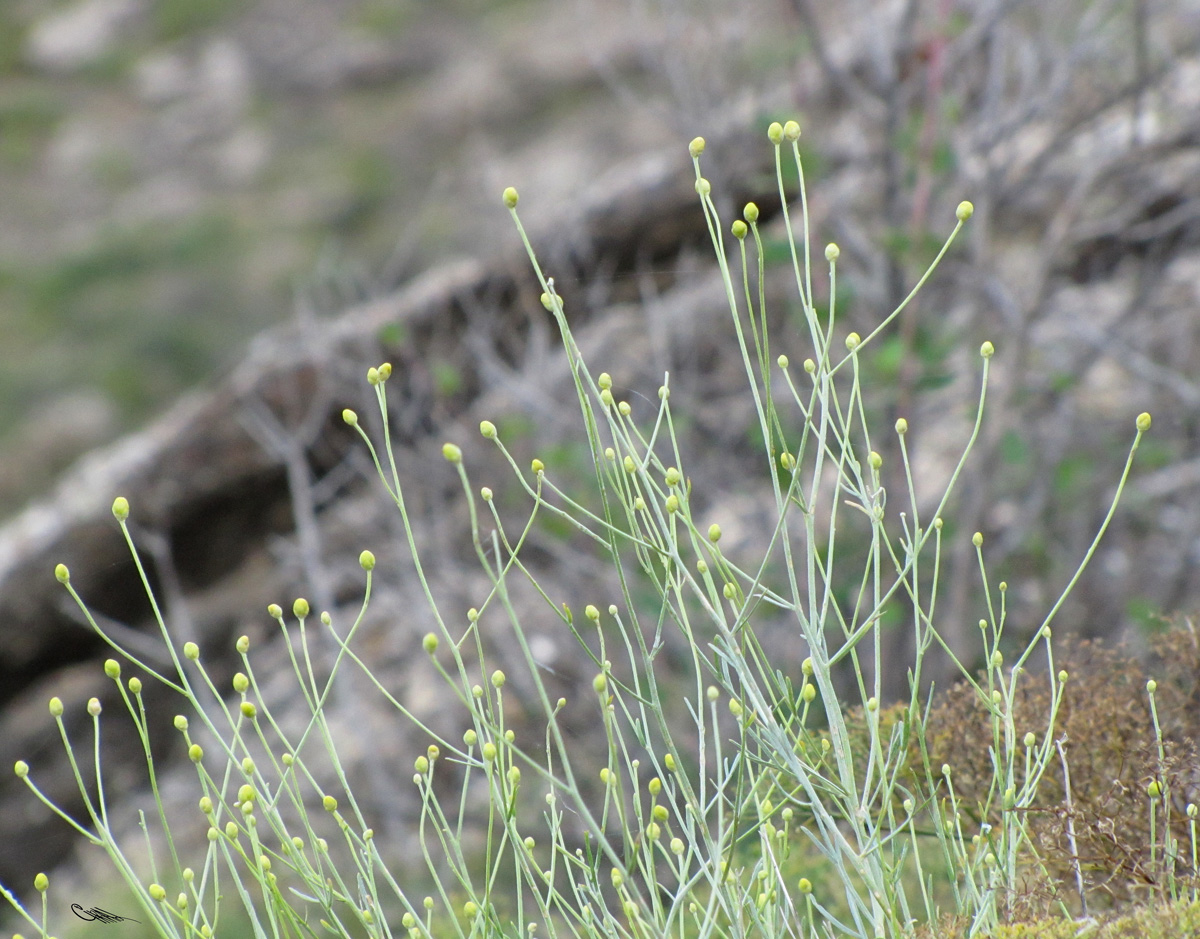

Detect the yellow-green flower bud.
xmin=112 ymin=497 xmax=129 ymax=520
xmin=1137 ymin=412 xmax=1152 ymax=432
xmin=845 ymin=332 xmax=861 ymax=351
xmin=688 ymin=136 xmax=705 ymax=158
xmin=729 ymin=698 xmax=743 ymax=717
xmin=665 ymin=466 xmax=681 ymax=486
xmin=415 ymin=756 xmax=428 ymax=774
xmin=666 ymin=494 xmax=679 ymax=513
xmin=585 ymin=604 xmax=600 ymax=621
xmin=421 ymin=633 xmax=438 ymax=655
xmin=184 ymin=642 xmax=200 ymax=660
xmin=778 ymin=354 xmax=789 ymax=369
xmin=695 ymin=177 xmax=711 ymax=196
xmin=464 ymin=901 xmax=478 ymax=917
xmin=464 ymin=728 xmax=477 ymax=746
xmin=479 ymin=420 xmax=497 ymax=439
xmin=980 ymin=340 xmax=995 ymax=358
xmin=531 ymin=458 xmax=544 ymax=474
xmin=491 ymin=669 xmax=505 ymax=688
xmin=48 ymin=697 xmax=63 ymax=718
xmin=648 ymin=776 xmax=662 ymax=795
xmin=1147 ymin=679 xmax=1157 ymax=694
xmin=342 ymin=409 xmax=358 ymax=426
xmin=15 ymin=760 xmax=29 ymax=778
xmin=802 ymin=683 xmax=816 ymax=703
xmin=482 ymin=742 xmax=497 ymax=762
xmin=706 ymin=685 xmax=719 ymax=701
xmin=665 ymin=753 xmax=676 ymax=771
xmin=293 ymin=597 xmax=309 ymax=619
xmin=128 ymin=676 xmax=142 ymax=694
xmin=798 ymin=877 xmax=812 ymax=894
xmin=87 ymin=697 xmax=101 ymax=716
xmin=600 ymin=388 xmax=614 ymax=408
xmin=1148 ymin=780 xmax=1162 ymax=798
xmin=508 ymin=765 xmax=521 ymax=786
xmin=55 ymin=563 xmax=70 ymax=583
xmin=593 ymin=673 xmax=607 ymax=694
xmin=896 ymin=418 xmax=908 ymax=435
xmin=671 ymin=837 xmax=684 ymax=855
xmin=825 ymin=243 xmax=839 ymax=262
xmin=34 ymin=873 xmax=48 ymax=892
xmin=972 ymin=532 xmax=984 ymax=547
xmin=359 ymin=550 xmax=375 ymax=571
xmin=707 ymin=523 xmax=722 ymax=543
xmin=802 ymin=656 xmax=814 ymax=676
xmin=503 ymin=187 xmax=519 ymax=208
xmin=236 ymin=635 xmax=250 ymax=654
xmin=149 ymin=883 xmax=166 ymax=901
xmin=744 ymin=202 xmax=759 ymax=223
xmin=1024 ymin=732 xmax=1036 ymax=748
xmin=732 ymin=219 xmax=747 ymax=239
xmin=189 ymin=744 xmax=203 ymax=763
xmin=241 ymin=702 xmax=257 ymax=719
xmin=267 ymin=603 xmax=282 ymax=618
xmin=233 ymin=672 xmax=249 ymax=693
xmin=956 ymin=201 xmax=974 ymax=221
xmin=442 ymin=442 xmax=462 ymax=463
xmin=868 ymin=451 xmax=882 ymax=470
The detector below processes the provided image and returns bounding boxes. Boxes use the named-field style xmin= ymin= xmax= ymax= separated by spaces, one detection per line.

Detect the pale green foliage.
xmin=1 ymin=123 xmax=1175 ymax=939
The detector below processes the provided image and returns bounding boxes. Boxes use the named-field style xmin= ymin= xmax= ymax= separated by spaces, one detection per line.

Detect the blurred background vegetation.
xmin=1 ymin=0 xmax=769 ymax=510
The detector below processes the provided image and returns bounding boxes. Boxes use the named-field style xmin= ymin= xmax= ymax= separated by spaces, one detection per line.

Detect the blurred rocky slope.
xmin=3 ymin=0 xmax=1200 ymax=920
